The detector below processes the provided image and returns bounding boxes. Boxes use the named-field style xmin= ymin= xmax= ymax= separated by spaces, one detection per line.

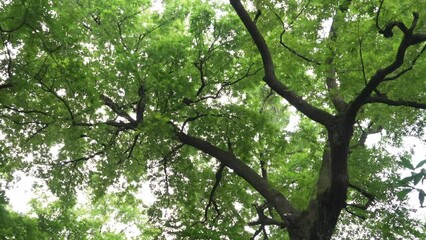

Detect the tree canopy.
xmin=1 ymin=0 xmax=426 ymax=239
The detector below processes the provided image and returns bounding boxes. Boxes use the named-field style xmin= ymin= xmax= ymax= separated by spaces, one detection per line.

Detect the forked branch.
xmin=203 ymin=163 xmax=225 ymax=222
xmin=344 ymin=183 xmax=375 ymax=220
xmin=176 ymin=131 xmax=297 ymax=226
xmin=230 ymin=0 xmax=333 ymax=127
xmin=348 ymin=12 xmax=426 ymax=117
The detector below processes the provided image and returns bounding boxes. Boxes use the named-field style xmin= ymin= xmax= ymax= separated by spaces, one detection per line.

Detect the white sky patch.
xmin=40 ymin=22 xmax=50 ymax=32
xmin=318 ymin=17 xmax=333 ymax=39
xmin=233 ymin=201 xmax=243 ymax=211
xmin=284 ymin=106 xmax=300 ymax=132
xmin=136 ymin=182 xmax=156 ymax=206
xmin=150 ymin=0 xmax=164 ymax=14
xmin=5 ymin=172 xmax=38 ymax=213
xmin=56 ymin=88 xmax=66 ymax=97
xmin=366 ymin=134 xmax=426 ymax=220
xmin=0 ymin=0 xmax=12 ymax=9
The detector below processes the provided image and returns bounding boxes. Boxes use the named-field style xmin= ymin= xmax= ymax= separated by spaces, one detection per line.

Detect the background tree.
xmin=1 ymin=0 xmax=425 ymax=239
xmin=0 ymin=188 xmax=156 ymax=239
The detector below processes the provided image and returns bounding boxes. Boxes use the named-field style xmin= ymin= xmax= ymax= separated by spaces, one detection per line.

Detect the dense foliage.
xmin=1 ymin=0 xmax=425 ymax=239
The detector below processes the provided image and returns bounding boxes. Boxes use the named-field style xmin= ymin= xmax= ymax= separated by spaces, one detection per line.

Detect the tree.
xmin=0 ymin=188 xmax=156 ymax=239
xmin=1 ymin=0 xmax=425 ymax=239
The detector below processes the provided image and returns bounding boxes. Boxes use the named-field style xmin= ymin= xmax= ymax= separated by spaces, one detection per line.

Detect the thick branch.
xmin=348 ymin=12 xmax=426 ymax=118
xmin=0 ymin=83 xmax=13 ymax=90
xmin=346 ymin=184 xmax=375 ymax=219
xmin=188 ymin=63 xmax=261 ymax=105
xmin=348 ymin=184 xmax=374 ymax=206
xmin=384 ymin=43 xmax=426 ymax=81
xmin=101 ymin=94 xmax=136 ymax=124
xmin=136 ymin=85 xmax=146 ymax=123
xmin=176 ymin=131 xmax=296 ymax=225
xmin=230 ymin=0 xmax=333 ymax=127
xmin=325 ymin=13 xmax=348 ymax=112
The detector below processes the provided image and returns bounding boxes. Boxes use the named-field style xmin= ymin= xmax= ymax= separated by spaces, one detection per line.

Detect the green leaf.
xmin=399 ymin=156 xmax=415 ymax=170
xmin=415 ymin=159 xmax=426 ymax=169
xmin=399 ymin=174 xmax=416 ymax=185
xmin=418 ymin=190 xmax=425 ymax=207
xmin=413 ymin=172 xmax=423 ymax=185
xmin=397 ymin=188 xmax=412 ymax=201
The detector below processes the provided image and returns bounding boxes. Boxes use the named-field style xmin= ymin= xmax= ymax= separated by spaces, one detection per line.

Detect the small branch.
xmin=366 ymin=95 xmax=426 ymax=109
xmin=194 ymin=52 xmax=206 ymax=97
xmin=103 ymin=120 xmax=135 ymax=130
xmin=183 ymin=63 xmax=261 ymax=106
xmin=248 ymin=204 xmax=285 ymax=228
xmin=59 ymin=151 xmax=104 ymax=166
xmin=82 ymin=22 xmax=93 ymax=31
xmin=348 ymin=183 xmax=375 ymax=211
xmin=273 ymin=0 xmax=320 ymax=65
xmin=160 ymin=144 xmax=184 ymax=205
xmin=259 ymin=88 xmax=274 ymax=113
xmin=375 ymin=0 xmax=385 ymax=31
xmin=1 ymin=105 xmax=48 ymax=116
xmin=274 ymin=10 xmax=321 ymax=65
xmin=358 ymin=35 xmax=382 ymax=95
xmin=344 ymin=206 xmax=366 ymax=220
xmin=349 ymin=184 xmax=374 ymax=200
xmin=135 ymin=84 xmax=146 ymax=124
xmin=224 ymin=63 xmax=262 ymax=87
xmin=134 ymin=16 xmax=175 ymax=52
xmin=4 ymin=40 xmax=14 ymax=84
xmin=23 ymin=123 xmax=50 ymax=145
xmin=36 ymin=76 xmax=79 ymax=124
xmin=379 ymin=20 xmax=409 ymax=38
xmin=345 ymin=183 xmax=375 ymax=220
xmin=181 ymin=113 xmax=208 ymax=130
xmin=203 ymin=163 xmax=225 ymax=222
xmin=260 ymin=160 xmax=268 ymax=181
xmin=251 ymin=227 xmax=262 ymax=240
xmin=253 ymin=9 xmax=262 ymax=24
xmin=117 ymin=21 xmax=129 ymax=50
xmin=358 ymin=37 xmax=368 ymax=86
xmin=124 ymin=134 xmax=140 ymax=160
xmin=350 ymin=121 xmax=382 ymax=149
xmin=0 ymin=7 xmax=28 ymax=33
xmin=160 ymin=144 xmax=184 ymax=165
xmin=115 ymin=10 xmax=147 ymax=51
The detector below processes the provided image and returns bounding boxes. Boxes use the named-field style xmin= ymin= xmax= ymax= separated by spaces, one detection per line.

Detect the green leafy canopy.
xmin=0 ymin=0 xmax=425 ymax=239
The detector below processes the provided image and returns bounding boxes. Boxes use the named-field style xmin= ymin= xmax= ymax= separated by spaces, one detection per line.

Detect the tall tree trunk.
xmin=288 ymin=117 xmax=353 ymax=239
